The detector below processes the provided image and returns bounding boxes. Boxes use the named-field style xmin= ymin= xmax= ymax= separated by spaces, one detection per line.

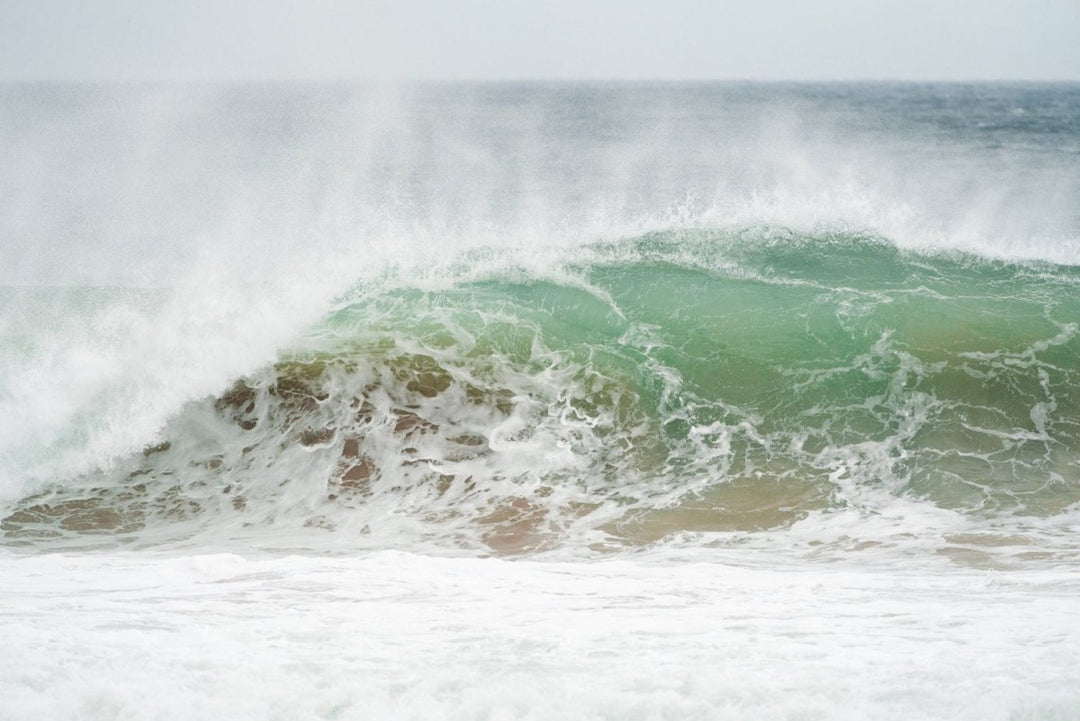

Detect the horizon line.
xmin=2 ymin=76 xmax=1078 ymax=85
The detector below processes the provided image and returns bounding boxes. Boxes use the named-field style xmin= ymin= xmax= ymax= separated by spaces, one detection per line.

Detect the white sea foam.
xmin=2 ymin=549 xmax=1078 ymax=721
xmin=2 ymin=83 xmax=1079 ymax=719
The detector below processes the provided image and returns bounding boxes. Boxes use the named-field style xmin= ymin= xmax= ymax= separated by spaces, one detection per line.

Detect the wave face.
xmin=4 ymin=233 xmax=1078 ymax=557
xmin=2 ymin=83 xmax=1080 ymax=559
xmin=4 ymin=82 xmax=1080 ymax=721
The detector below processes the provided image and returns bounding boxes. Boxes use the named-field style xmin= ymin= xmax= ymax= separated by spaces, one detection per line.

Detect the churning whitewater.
xmin=1 ymin=83 xmax=1079 ymax=720
xmin=4 ymin=233 xmax=1080 ymax=560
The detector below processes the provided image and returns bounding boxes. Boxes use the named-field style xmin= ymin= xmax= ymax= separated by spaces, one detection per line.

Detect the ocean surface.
xmin=2 ymin=82 xmax=1079 ymax=720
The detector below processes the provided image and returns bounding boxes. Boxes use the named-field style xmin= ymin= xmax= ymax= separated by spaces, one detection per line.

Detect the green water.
xmin=315 ymin=231 xmax=1080 ymax=517
xmin=3 ymin=232 xmax=1079 ymax=549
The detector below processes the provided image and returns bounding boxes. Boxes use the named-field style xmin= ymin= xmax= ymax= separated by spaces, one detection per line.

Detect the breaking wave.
xmin=4 ymin=230 xmax=1078 ymax=557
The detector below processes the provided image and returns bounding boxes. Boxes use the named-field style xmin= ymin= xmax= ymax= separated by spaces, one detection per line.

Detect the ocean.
xmin=1 ymin=82 xmax=1079 ymax=720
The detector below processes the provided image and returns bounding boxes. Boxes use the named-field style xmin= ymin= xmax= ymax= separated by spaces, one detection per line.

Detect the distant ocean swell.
xmin=4 ymin=229 xmax=1078 ymax=554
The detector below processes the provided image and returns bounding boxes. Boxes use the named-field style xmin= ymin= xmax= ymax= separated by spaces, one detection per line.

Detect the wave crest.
xmin=4 ymin=233 xmax=1079 ymax=554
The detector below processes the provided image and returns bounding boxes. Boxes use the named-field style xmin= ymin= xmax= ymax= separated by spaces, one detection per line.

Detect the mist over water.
xmin=2 ymin=83 xmax=1079 ymax=720
xmin=4 ymin=83 xmax=1079 ymax=284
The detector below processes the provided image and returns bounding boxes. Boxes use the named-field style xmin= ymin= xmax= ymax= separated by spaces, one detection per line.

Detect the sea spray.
xmin=2 ymin=83 xmax=1079 ymax=721
xmin=3 ymin=232 xmax=1077 ymax=559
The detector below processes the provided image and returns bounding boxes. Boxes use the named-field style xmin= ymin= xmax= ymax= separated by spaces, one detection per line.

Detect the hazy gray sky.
xmin=1 ymin=0 xmax=1077 ymax=81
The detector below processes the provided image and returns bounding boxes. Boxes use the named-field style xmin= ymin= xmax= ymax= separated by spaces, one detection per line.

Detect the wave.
xmin=4 ymin=230 xmax=1078 ymax=554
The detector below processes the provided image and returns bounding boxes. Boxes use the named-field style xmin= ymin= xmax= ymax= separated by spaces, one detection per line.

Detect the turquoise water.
xmin=2 ymin=84 xmax=1080 ymax=721
xmin=4 ymin=231 xmax=1077 ymax=553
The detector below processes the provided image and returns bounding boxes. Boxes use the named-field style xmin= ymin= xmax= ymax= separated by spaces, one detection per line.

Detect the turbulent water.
xmin=2 ymin=83 xmax=1079 ymax=720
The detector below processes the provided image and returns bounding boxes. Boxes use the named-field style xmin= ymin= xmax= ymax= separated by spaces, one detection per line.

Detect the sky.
xmin=0 ymin=0 xmax=1078 ymax=81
